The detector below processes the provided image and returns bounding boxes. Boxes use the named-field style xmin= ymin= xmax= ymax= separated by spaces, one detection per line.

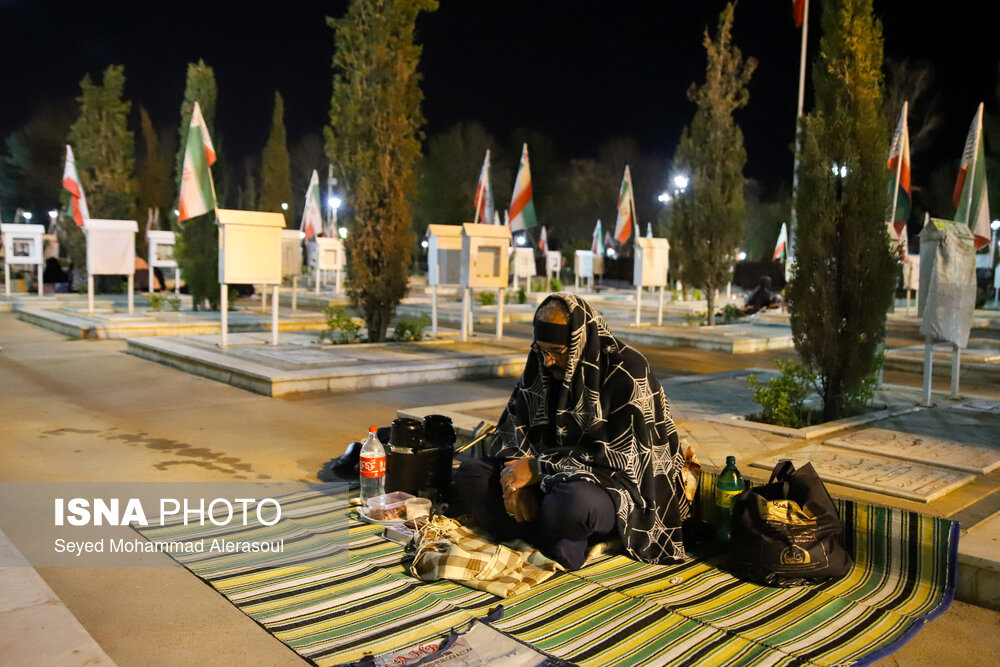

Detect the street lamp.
xmin=48 ymin=210 xmax=58 ymax=220
xmin=328 ymin=196 xmax=342 ymax=211
xmin=657 ymin=191 xmax=672 ymax=204
xmin=738 ymin=251 xmax=747 ymax=261
xmin=831 ymin=162 xmax=848 ymax=178
xmin=338 ymin=226 xmax=348 ymax=239
xmin=281 ymin=202 xmax=289 ymax=211
xmin=672 ymin=174 xmax=689 ymax=192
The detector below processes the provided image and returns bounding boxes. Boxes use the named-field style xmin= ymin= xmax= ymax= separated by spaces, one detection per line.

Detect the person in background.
xmin=744 ymin=275 xmax=780 ymax=314
xmin=453 ymin=294 xmax=688 ymax=570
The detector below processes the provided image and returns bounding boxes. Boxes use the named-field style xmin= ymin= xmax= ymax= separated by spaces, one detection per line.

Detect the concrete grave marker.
xmin=1 ymin=223 xmax=45 ymax=296
xmin=460 ymin=223 xmax=510 ymax=341
xmin=84 ymin=219 xmax=138 ymax=314
xmin=633 ymin=236 xmax=670 ymax=326
xmin=147 ymin=230 xmax=179 ymax=295
xmin=826 ymin=427 xmax=1000 ymax=475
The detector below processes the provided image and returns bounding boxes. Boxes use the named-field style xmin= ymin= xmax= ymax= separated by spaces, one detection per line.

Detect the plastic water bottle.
xmin=715 ymin=455 xmax=744 ymax=544
xmin=359 ymin=426 xmax=386 ymax=507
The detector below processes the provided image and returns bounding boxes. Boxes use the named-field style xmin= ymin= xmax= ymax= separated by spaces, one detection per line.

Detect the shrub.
xmin=167 ymin=296 xmax=181 ymax=312
xmin=692 ymin=288 xmax=703 ymax=301
xmin=148 ymin=293 xmax=165 ymax=311
xmin=746 ymin=360 xmax=816 ymax=428
xmin=319 ymin=307 xmax=362 ymax=344
xmin=393 ymin=314 xmax=429 ymax=342
xmin=722 ymin=304 xmax=742 ymax=323
xmin=477 ymin=290 xmax=496 ymax=306
xmin=516 ymin=287 xmax=527 ymax=304
xmin=684 ymin=311 xmax=706 ymax=326
xmin=551 ymin=277 xmax=562 ymax=292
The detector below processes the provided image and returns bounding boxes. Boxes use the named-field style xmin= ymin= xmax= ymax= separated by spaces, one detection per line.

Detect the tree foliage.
xmin=0 ymin=103 xmax=73 ymax=218
xmin=789 ymin=0 xmax=896 ymax=420
xmin=137 ymin=106 xmax=173 ymax=242
xmin=173 ymin=61 xmax=220 ymax=309
xmin=68 ymin=65 xmax=137 ymax=219
xmin=670 ymin=3 xmax=756 ymax=325
xmin=259 ymin=91 xmax=293 ymax=226
xmin=325 ymin=0 xmax=438 ymax=342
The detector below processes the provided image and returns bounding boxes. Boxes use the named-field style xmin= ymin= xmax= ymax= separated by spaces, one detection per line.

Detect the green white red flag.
xmin=886 ymin=101 xmax=911 ymax=236
xmin=773 ymin=222 xmax=788 ymax=261
xmin=613 ymin=165 xmax=636 ymax=245
xmin=61 ymin=144 xmax=90 ymax=226
xmin=473 ymin=149 xmax=495 ymax=224
xmin=953 ymin=103 xmax=991 ymax=249
xmin=646 ymin=222 xmax=653 ymax=238
xmin=178 ymin=101 xmax=217 ymax=224
xmin=538 ymin=225 xmax=548 ymax=253
xmin=300 ymin=169 xmax=323 ymax=240
xmin=792 ymin=0 xmax=806 ymax=28
xmin=591 ymin=219 xmax=604 ymax=256
xmin=509 ymin=144 xmax=538 ymax=232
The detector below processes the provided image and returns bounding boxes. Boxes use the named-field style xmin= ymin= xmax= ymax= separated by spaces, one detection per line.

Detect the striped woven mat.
xmin=136 ymin=483 xmax=957 ymax=666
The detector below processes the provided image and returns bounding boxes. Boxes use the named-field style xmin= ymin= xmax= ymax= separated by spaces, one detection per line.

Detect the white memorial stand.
xmin=84 ymin=219 xmax=138 ymax=314
xmin=460 ymin=223 xmax=510 ymax=342
xmin=217 ymin=209 xmax=284 ymax=348
xmin=311 ymin=237 xmax=346 ymax=295
xmin=545 ymin=251 xmax=562 ymax=292
xmin=281 ymin=229 xmax=305 ymax=311
xmin=147 ymin=230 xmax=180 ymax=295
xmin=1 ymin=224 xmax=45 ymax=297
xmin=511 ymin=247 xmax=536 ymax=293
xmin=427 ymin=224 xmax=463 ymax=338
xmin=633 ymin=237 xmax=670 ymax=327
xmin=574 ymin=250 xmax=594 ymax=292
xmin=903 ymin=254 xmax=920 ymax=316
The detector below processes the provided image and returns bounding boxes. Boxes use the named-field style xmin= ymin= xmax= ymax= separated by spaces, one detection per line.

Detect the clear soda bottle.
xmin=359 ymin=426 xmax=386 ymax=507
xmin=715 ymin=455 xmax=744 ymax=543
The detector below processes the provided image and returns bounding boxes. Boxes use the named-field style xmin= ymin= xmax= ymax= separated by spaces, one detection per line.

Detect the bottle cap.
xmin=726 ymin=455 xmax=736 ymax=465
xmin=369 ymin=425 xmax=378 ymax=433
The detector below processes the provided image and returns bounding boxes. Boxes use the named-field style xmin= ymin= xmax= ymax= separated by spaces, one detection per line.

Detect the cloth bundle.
xmin=409 ymin=516 xmax=562 ymax=598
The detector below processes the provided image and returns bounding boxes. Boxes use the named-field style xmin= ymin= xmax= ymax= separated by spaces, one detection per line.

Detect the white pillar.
xmin=431 ymin=285 xmax=438 ymax=338
xmin=260 ymin=285 xmax=268 ymax=311
xmin=658 ymin=285 xmax=664 ymax=326
xmin=148 ymin=265 xmax=153 ymax=295
xmin=635 ymin=285 xmax=642 ymax=327
xmin=950 ymin=345 xmax=961 ymax=398
xmin=4 ymin=264 xmax=10 ymax=296
xmin=496 ymin=288 xmax=504 ymax=340
xmin=127 ymin=274 xmax=134 ymax=314
xmin=291 ymin=276 xmax=298 ymax=311
xmin=921 ymin=335 xmax=933 ymax=406
xmin=220 ymin=284 xmax=229 ymax=348
xmin=315 ymin=269 xmax=320 ymax=294
xmin=88 ymin=275 xmax=94 ymax=314
xmin=271 ymin=285 xmax=279 ymax=346
xmin=461 ymin=288 xmax=470 ymax=342
xmin=335 ymin=268 xmax=343 ymax=295
xmin=37 ymin=264 xmax=43 ymax=296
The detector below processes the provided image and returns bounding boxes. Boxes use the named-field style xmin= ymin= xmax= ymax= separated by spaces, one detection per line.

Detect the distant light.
xmin=657 ymin=191 xmax=672 ymax=204
xmin=338 ymin=226 xmax=348 ymax=239
xmin=991 ymin=219 xmax=1000 ymax=231
xmin=738 ymin=251 xmax=747 ymax=261
xmin=173 ymin=209 xmax=179 ymax=217
xmin=298 ymin=231 xmax=305 ymax=240
xmin=48 ymin=210 xmax=58 ymax=220
xmin=832 ymin=162 xmax=848 ymax=178
xmin=23 ymin=211 xmax=33 ymax=221
xmin=516 ymin=235 xmax=527 ymax=246
xmin=421 ymin=240 xmax=429 ymax=249
xmin=281 ymin=202 xmax=289 ymax=211
xmin=606 ymin=246 xmax=618 ymax=259
xmin=840 ymin=165 xmax=848 ymax=178
xmin=673 ymin=174 xmax=689 ymax=191
xmin=328 ymin=196 xmax=342 ymax=211
xmin=831 ymin=163 xmax=839 ymax=176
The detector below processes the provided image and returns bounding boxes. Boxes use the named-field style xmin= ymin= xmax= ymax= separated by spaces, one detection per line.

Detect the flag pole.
xmin=963 ymin=103 xmax=983 ymax=224
xmin=788 ymin=0 xmax=809 ymax=276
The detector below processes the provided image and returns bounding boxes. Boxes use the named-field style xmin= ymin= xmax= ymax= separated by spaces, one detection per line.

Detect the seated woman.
xmin=453 ymin=294 xmax=688 ymax=570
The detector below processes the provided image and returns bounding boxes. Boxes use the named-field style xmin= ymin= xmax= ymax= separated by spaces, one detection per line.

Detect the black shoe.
xmin=331 ymin=441 xmax=363 ymax=476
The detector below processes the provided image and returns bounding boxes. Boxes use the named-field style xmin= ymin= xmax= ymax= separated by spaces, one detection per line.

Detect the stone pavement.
xmin=1 ymin=309 xmax=999 ymax=665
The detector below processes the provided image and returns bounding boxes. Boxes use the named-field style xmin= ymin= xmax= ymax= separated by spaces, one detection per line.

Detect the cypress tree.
xmin=258 ymin=91 xmax=293 ymax=226
xmin=68 ymin=64 xmax=137 ymax=220
xmin=671 ymin=4 xmax=755 ymax=325
xmin=136 ymin=106 xmax=172 ymax=258
xmin=173 ymin=61 xmax=220 ymax=309
xmin=325 ymin=0 xmax=438 ymax=341
xmin=789 ymin=0 xmax=896 ymax=420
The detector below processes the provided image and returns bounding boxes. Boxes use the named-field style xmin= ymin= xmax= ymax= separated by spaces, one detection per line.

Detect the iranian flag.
xmin=473 ymin=149 xmax=495 ymax=224
xmin=773 ymin=222 xmax=788 ymax=261
xmin=953 ymin=103 xmax=991 ymax=249
xmin=538 ymin=225 xmax=548 ymax=253
xmin=509 ymin=144 xmax=538 ymax=232
xmin=613 ymin=165 xmax=636 ymax=245
xmin=61 ymin=144 xmax=90 ymax=226
xmin=886 ymin=101 xmax=911 ymax=236
xmin=591 ymin=219 xmax=604 ymax=256
xmin=300 ymin=169 xmax=323 ymax=240
xmin=792 ymin=0 xmax=806 ymax=28
xmin=646 ymin=222 xmax=653 ymax=238
xmin=178 ymin=101 xmax=217 ymax=223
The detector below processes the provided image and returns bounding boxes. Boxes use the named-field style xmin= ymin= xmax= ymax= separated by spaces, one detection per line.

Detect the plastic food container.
xmin=365 ymin=491 xmax=414 ymax=521
xmin=405 ymin=497 xmax=432 ymax=520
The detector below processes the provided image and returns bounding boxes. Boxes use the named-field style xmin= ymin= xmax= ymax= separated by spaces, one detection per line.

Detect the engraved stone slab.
xmin=951 ymin=399 xmax=1000 ymax=415
xmin=750 ymin=445 xmax=974 ymax=503
xmin=826 ymin=428 xmax=1000 ymax=475
xmin=249 ymin=349 xmax=357 ymax=365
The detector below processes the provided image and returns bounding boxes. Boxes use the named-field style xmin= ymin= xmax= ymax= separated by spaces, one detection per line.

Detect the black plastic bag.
xmin=730 ymin=460 xmax=853 ymax=587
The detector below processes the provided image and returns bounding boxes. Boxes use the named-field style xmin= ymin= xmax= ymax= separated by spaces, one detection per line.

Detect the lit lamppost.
xmin=328 ymin=196 xmax=342 ymax=239
xmin=991 ymin=219 xmax=1000 ymax=307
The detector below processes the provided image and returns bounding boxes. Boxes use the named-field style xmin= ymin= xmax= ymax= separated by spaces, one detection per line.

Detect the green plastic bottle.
xmin=715 ymin=456 xmax=744 ymax=544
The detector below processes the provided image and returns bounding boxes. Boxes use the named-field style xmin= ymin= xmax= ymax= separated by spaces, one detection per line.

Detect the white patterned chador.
xmin=489 ymin=294 xmax=688 ymax=564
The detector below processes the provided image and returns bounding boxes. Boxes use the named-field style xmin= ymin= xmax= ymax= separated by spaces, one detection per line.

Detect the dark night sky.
xmin=1 ymin=0 xmax=997 ymax=199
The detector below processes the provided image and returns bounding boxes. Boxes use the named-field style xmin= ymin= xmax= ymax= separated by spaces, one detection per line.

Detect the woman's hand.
xmin=500 ymin=457 xmax=540 ymax=492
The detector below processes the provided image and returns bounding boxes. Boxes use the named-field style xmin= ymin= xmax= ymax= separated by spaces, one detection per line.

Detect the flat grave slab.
xmin=884 ymin=343 xmax=1000 ymax=378
xmin=952 ymin=399 xmax=1000 ymax=415
xmin=127 ymin=332 xmax=526 ymax=397
xmin=826 ymin=427 xmax=1000 ymax=475
xmin=749 ymin=445 xmax=975 ymax=503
